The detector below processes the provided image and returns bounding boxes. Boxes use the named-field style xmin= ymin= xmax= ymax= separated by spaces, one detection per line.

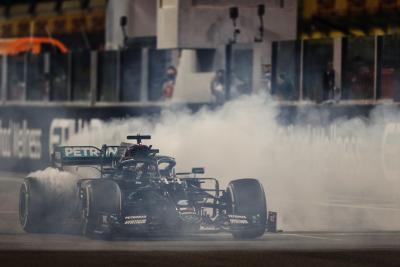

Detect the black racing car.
xmin=19 ymin=135 xmax=269 ymax=239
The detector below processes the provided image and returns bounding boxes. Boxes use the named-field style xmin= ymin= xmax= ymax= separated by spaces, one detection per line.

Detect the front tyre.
xmin=81 ymin=180 xmax=121 ymax=239
xmin=226 ymin=178 xmax=267 ymax=239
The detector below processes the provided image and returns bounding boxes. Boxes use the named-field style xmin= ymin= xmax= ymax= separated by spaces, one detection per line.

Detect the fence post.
xmin=90 ymin=51 xmax=98 ymax=106
xmin=140 ymin=47 xmax=149 ymax=102
xmin=116 ymin=49 xmax=121 ymax=101
xmin=271 ymin=42 xmax=277 ymax=95
xmin=1 ymin=55 xmax=7 ymax=105
xmin=67 ymin=52 xmax=73 ymax=101
xmin=299 ymin=39 xmax=304 ymax=101
xmin=374 ymin=35 xmax=382 ymax=100
xmin=44 ymin=53 xmax=50 ymax=102
xmin=225 ymin=43 xmax=232 ymax=100
xmin=333 ymin=38 xmax=342 ymax=96
xmin=23 ymin=53 xmax=28 ymax=101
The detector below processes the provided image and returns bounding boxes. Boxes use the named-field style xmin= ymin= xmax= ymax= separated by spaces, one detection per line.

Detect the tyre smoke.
xmin=64 ymin=94 xmax=400 ymax=231
xmin=27 ymin=167 xmax=81 ymax=223
xmin=28 ymin=167 xmax=79 ymax=194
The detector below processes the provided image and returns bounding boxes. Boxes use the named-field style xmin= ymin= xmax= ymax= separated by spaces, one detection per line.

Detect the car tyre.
xmin=19 ymin=178 xmax=46 ymax=233
xmin=81 ymin=180 xmax=121 ymax=239
xmin=226 ymin=178 xmax=267 ymax=239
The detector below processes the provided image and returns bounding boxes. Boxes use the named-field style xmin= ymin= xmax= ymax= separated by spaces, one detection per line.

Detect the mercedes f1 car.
xmin=19 ymin=135 xmax=269 ymax=239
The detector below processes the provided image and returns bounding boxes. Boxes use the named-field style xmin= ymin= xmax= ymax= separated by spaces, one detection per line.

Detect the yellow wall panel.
xmin=302 ymin=0 xmax=400 ymax=39
xmin=0 ymin=10 xmax=105 ymax=38
xmin=329 ymin=31 xmax=344 ymax=38
xmin=302 ymin=0 xmax=400 ymax=19
xmin=303 ymin=0 xmax=318 ymax=19
xmin=366 ymin=0 xmax=379 ymax=13
xmin=335 ymin=0 xmax=348 ymax=16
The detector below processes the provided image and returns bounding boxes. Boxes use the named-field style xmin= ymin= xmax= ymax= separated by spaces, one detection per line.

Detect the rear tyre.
xmin=19 ymin=178 xmax=46 ymax=233
xmin=81 ymin=180 xmax=121 ymax=239
xmin=226 ymin=178 xmax=267 ymax=239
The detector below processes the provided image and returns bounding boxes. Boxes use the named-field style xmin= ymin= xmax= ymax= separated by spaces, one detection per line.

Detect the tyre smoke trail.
xmin=64 ymin=94 xmax=400 ymax=231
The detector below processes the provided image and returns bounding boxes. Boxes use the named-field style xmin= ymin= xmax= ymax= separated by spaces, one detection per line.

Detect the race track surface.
xmin=1 ymin=172 xmax=400 ymax=266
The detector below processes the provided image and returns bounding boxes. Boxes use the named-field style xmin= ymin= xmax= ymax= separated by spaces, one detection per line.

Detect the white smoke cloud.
xmin=28 ymin=167 xmax=79 ymax=194
xmin=63 ymin=94 xmax=400 ymax=231
xmin=27 ymin=167 xmax=81 ymax=223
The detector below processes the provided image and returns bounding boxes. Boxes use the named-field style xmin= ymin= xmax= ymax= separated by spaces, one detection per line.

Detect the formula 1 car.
xmin=19 ymin=135 xmax=268 ymax=239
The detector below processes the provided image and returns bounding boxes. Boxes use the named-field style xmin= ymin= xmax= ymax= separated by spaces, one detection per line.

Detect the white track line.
xmin=0 ymin=172 xmax=26 ymax=178
xmin=0 ymin=211 xmax=18 ymax=215
xmin=281 ymin=233 xmax=343 ymax=241
xmin=307 ymin=202 xmax=400 ymax=212
xmin=277 ymin=199 xmax=400 ymax=212
xmin=0 ymin=176 xmax=24 ymax=182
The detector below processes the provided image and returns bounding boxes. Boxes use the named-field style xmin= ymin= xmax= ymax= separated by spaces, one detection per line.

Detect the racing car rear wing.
xmin=176 ymin=167 xmax=205 ymax=176
xmin=52 ymin=145 xmax=121 ymax=168
xmin=127 ymin=135 xmax=151 ymax=144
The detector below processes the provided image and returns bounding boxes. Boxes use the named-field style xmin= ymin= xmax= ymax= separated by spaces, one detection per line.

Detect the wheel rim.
xmin=225 ymin=187 xmax=234 ymax=214
xmin=81 ymin=208 xmax=88 ymax=235
xmin=19 ymin=184 xmax=28 ymax=227
xmin=81 ymin=186 xmax=91 ymax=236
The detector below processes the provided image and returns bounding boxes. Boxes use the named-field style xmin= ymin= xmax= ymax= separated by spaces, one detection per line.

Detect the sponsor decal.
xmin=64 ymin=147 xmax=101 ymax=157
xmin=49 ymin=118 xmax=103 ymax=156
xmin=0 ymin=120 xmax=42 ymax=159
xmin=60 ymin=146 xmax=119 ymax=158
xmin=229 ymin=219 xmax=248 ymax=224
xmin=228 ymin=215 xmax=249 ymax=225
xmin=178 ymin=206 xmax=196 ymax=215
xmin=177 ymin=200 xmax=189 ymax=206
xmin=124 ymin=215 xmax=147 ymax=225
xmin=0 ymin=118 xmax=103 ymax=161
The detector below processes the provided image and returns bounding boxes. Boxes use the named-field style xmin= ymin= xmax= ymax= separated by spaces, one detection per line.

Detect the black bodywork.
xmin=19 ymin=135 xmax=270 ymax=239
